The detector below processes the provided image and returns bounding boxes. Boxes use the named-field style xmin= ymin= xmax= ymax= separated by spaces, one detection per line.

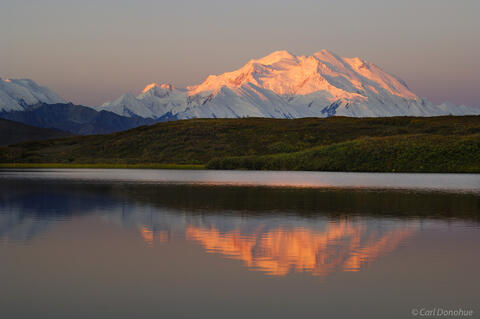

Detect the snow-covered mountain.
xmin=100 ymin=50 xmax=480 ymax=119
xmin=0 ymin=78 xmax=66 ymax=112
xmin=0 ymin=78 xmax=154 ymax=135
xmin=2 ymin=51 xmax=478 ymax=122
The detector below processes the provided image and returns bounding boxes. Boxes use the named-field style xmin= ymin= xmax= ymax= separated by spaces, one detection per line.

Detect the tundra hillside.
xmin=1 ymin=116 xmax=479 ymax=172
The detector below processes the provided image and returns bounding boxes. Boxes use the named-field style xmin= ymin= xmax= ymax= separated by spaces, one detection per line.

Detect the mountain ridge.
xmin=100 ymin=50 xmax=480 ymax=119
xmin=1 ymin=50 xmax=479 ymax=130
xmin=0 ymin=78 xmax=156 ymax=134
xmin=0 ymin=103 xmax=154 ymax=135
xmin=0 ymin=118 xmax=73 ymax=146
xmin=0 ymin=78 xmax=66 ymax=112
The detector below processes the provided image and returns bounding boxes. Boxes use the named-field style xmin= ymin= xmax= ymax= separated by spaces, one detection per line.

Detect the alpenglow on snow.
xmin=100 ymin=50 xmax=479 ymax=119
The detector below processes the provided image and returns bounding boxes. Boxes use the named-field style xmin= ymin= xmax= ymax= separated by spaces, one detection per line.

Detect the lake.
xmin=0 ymin=169 xmax=479 ymax=319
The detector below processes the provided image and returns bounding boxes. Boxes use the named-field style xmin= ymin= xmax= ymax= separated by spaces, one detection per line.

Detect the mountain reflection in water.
xmin=1 ymin=172 xmax=480 ymax=319
xmin=128 ymin=218 xmax=416 ymax=277
xmin=1 ymin=179 xmax=477 ymax=279
xmin=185 ymin=221 xmax=415 ymax=276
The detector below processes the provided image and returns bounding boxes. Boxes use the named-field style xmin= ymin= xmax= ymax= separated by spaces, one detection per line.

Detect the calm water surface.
xmin=0 ymin=169 xmax=479 ymax=319
xmin=1 ymin=168 xmax=479 ymax=191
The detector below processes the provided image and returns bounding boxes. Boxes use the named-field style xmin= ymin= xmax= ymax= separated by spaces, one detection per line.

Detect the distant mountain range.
xmin=1 ymin=50 xmax=479 ymax=135
xmin=100 ymin=50 xmax=480 ymax=119
xmin=0 ymin=77 xmax=153 ymax=134
xmin=0 ymin=103 xmax=153 ymax=135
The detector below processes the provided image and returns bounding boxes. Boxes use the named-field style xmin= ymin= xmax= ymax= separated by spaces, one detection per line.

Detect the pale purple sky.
xmin=1 ymin=0 xmax=479 ymax=107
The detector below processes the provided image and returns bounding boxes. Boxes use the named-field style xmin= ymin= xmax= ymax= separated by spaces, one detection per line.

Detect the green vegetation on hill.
xmin=0 ymin=116 xmax=479 ymax=172
xmin=207 ymin=134 xmax=480 ymax=173
xmin=0 ymin=118 xmax=73 ymax=146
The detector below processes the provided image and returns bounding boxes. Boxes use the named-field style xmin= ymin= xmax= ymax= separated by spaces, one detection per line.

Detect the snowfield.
xmin=0 ymin=78 xmax=66 ymax=112
xmin=100 ymin=50 xmax=480 ymax=119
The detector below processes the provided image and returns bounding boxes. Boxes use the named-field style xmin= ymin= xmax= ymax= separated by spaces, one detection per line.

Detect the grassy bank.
xmin=207 ymin=134 xmax=480 ymax=173
xmin=1 ymin=116 xmax=479 ymax=172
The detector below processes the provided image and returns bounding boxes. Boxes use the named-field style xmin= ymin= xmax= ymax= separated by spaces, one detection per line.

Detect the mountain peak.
xmin=254 ymin=50 xmax=296 ymax=65
xmin=312 ymin=49 xmax=345 ymax=64
xmin=0 ymin=77 xmax=66 ymax=112
xmin=141 ymin=83 xmax=175 ymax=94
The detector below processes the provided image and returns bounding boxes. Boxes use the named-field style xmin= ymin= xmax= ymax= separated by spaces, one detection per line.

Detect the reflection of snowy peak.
xmin=0 ymin=196 xmax=418 ymax=277
xmin=0 ymin=78 xmax=66 ymax=112
xmin=100 ymin=50 xmax=480 ymax=119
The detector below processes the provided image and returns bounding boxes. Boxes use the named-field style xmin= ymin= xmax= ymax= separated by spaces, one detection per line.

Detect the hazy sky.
xmin=1 ymin=0 xmax=479 ymax=107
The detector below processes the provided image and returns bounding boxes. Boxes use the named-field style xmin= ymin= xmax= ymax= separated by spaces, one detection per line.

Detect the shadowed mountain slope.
xmin=0 ymin=118 xmax=73 ymax=146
